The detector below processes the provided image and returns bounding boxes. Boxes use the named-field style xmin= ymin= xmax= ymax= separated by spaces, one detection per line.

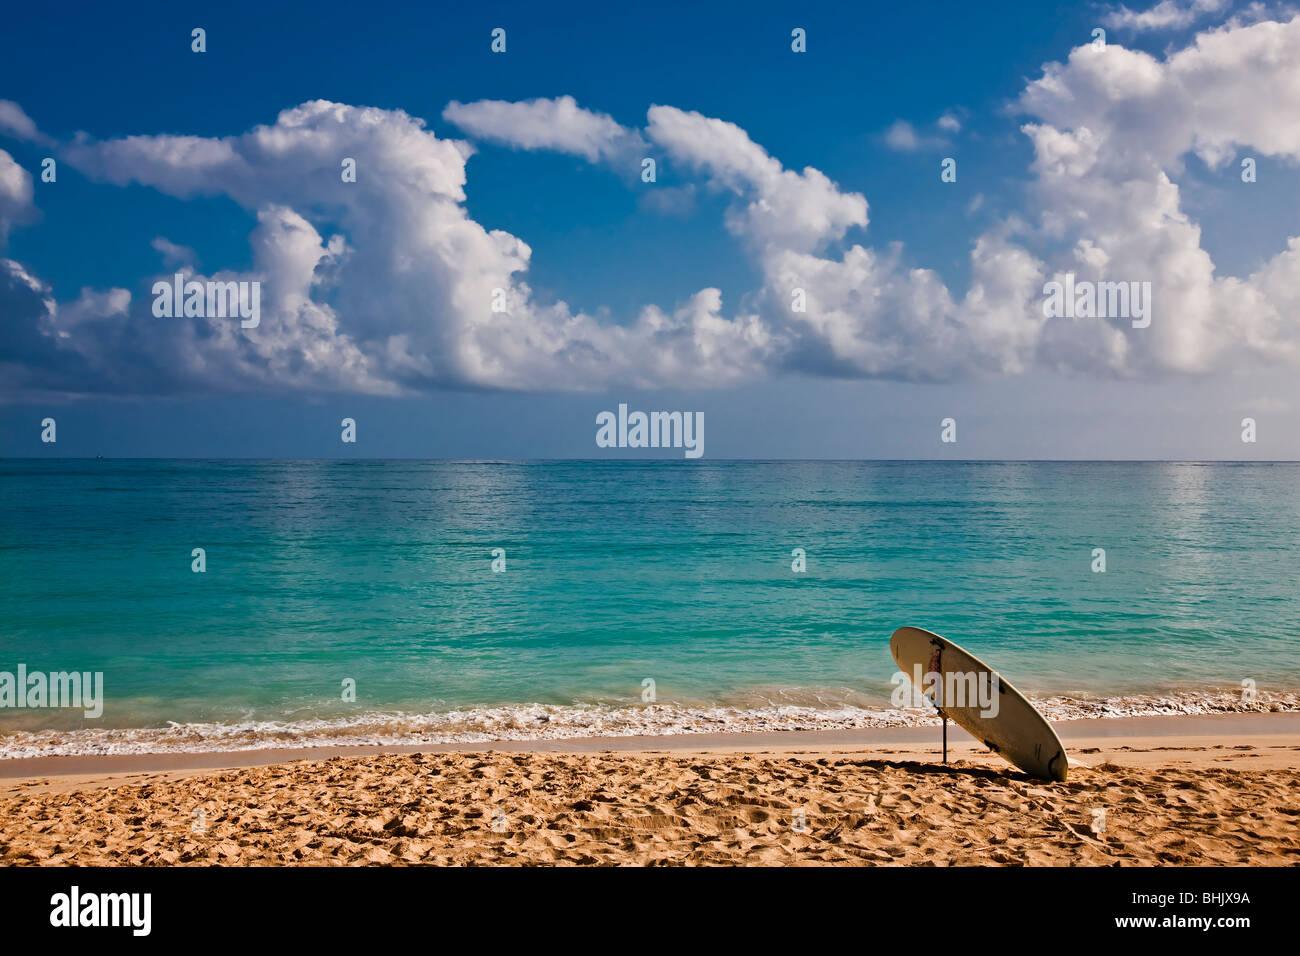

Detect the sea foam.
xmin=1 ymin=690 xmax=1295 ymax=759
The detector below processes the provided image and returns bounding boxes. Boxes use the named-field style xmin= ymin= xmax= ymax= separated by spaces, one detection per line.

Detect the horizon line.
xmin=2 ymin=457 xmax=1297 ymax=465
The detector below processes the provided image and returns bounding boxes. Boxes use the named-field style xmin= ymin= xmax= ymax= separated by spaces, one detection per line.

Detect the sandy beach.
xmin=1 ymin=713 xmax=1297 ymax=866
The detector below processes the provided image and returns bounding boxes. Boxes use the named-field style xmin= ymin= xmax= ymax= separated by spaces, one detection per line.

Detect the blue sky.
xmin=1 ymin=1 xmax=1066 ymax=300
xmin=3 ymin=0 xmax=1300 ymax=457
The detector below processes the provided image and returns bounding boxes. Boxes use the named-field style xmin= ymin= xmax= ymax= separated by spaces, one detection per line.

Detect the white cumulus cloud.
xmin=443 ymin=95 xmax=644 ymax=164
xmin=3 ymin=7 xmax=1300 ymax=398
xmin=1104 ymin=0 xmax=1230 ymax=32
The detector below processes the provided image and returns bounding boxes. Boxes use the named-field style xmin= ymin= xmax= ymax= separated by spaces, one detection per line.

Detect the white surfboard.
xmin=890 ymin=625 xmax=1068 ymax=781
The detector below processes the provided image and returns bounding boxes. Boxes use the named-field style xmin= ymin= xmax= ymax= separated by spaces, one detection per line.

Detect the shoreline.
xmin=4 ymin=711 xmax=1297 ymax=791
xmin=3 ymin=688 xmax=1295 ymax=763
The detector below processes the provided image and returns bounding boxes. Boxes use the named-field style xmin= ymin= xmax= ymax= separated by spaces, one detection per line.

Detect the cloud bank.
xmin=3 ymin=8 xmax=1300 ymax=398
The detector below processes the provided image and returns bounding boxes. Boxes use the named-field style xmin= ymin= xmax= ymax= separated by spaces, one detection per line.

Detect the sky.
xmin=2 ymin=0 xmax=1300 ymax=458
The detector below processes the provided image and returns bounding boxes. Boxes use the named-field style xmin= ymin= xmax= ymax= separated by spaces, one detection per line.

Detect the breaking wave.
xmin=1 ymin=689 xmax=1297 ymax=759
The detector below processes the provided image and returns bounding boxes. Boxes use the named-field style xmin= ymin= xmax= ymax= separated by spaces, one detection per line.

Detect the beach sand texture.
xmin=2 ymin=733 xmax=1298 ymax=866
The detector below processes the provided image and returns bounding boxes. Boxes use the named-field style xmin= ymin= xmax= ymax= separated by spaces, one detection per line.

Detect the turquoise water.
xmin=1 ymin=460 xmax=1298 ymax=754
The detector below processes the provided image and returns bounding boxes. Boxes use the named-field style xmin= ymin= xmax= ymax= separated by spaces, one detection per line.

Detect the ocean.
xmin=1 ymin=459 xmax=1297 ymax=757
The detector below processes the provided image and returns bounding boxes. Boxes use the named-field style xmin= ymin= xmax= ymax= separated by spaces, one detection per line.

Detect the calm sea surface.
xmin=1 ymin=460 xmax=1297 ymax=755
